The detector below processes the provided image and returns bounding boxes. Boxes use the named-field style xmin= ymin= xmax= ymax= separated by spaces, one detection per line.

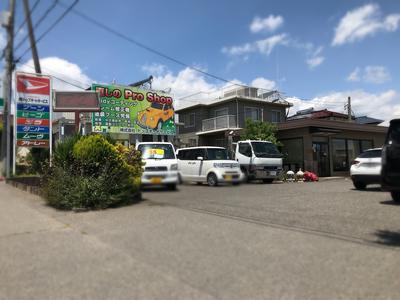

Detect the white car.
xmin=176 ymin=146 xmax=244 ymax=186
xmin=350 ymin=148 xmax=382 ymax=190
xmin=136 ymin=142 xmax=179 ymax=190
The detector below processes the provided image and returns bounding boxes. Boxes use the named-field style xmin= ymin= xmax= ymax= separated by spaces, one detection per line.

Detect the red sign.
xmin=17 ymin=140 xmax=49 ymax=148
xmin=16 ymin=74 xmax=50 ymax=95
xmin=17 ymin=118 xmax=50 ymax=126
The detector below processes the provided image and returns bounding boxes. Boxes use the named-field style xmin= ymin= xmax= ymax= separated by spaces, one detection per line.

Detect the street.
xmin=1 ymin=179 xmax=400 ymax=299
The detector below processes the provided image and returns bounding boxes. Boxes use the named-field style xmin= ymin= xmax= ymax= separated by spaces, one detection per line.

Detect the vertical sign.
xmin=0 ymin=97 xmax=4 ymax=114
xmin=15 ymin=72 xmax=52 ymax=148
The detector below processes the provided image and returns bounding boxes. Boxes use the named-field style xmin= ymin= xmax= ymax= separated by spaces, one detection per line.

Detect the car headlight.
xmin=170 ymin=164 xmax=178 ymax=171
xmin=213 ymin=163 xmax=225 ymax=168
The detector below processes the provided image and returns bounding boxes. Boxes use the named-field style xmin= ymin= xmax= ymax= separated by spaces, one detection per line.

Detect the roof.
xmin=355 ymin=116 xmax=384 ymax=125
xmin=175 ymin=95 xmax=292 ymax=113
xmin=278 ymin=118 xmax=388 ymax=134
xmin=177 ymin=146 xmax=225 ymax=151
xmin=288 ymin=109 xmax=350 ymax=120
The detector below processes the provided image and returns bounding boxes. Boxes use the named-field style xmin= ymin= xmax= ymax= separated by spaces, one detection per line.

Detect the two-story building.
xmin=176 ymin=86 xmax=292 ymax=147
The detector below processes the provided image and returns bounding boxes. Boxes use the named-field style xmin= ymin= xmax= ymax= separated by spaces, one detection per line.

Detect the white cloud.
xmin=222 ymin=34 xmax=288 ymax=57
xmin=222 ymin=43 xmax=254 ymax=56
xmin=347 ymin=66 xmax=391 ymax=84
xmin=18 ymin=57 xmax=93 ymax=91
xmin=288 ymin=89 xmax=400 ymax=123
xmin=251 ymin=77 xmax=276 ymax=90
xmin=250 ymin=15 xmax=284 ymax=33
xmin=141 ymin=63 xmax=168 ymax=76
xmin=363 ymin=66 xmax=391 ymax=84
xmin=332 ymin=4 xmax=400 ymax=46
xmin=347 ymin=67 xmax=361 ymax=82
xmin=256 ymin=34 xmax=289 ymax=55
xmin=306 ymin=56 xmax=325 ymax=69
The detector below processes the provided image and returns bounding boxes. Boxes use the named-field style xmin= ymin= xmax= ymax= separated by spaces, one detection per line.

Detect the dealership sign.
xmin=0 ymin=97 xmax=3 ymax=114
xmin=15 ymin=72 xmax=52 ymax=148
xmin=91 ymin=84 xmax=176 ymax=135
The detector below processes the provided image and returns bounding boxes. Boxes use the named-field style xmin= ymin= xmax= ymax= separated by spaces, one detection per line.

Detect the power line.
xmin=56 ymin=1 xmax=276 ymax=93
xmin=14 ymin=0 xmax=59 ymax=52
xmin=15 ymin=0 xmax=78 ymax=62
xmin=19 ymin=63 xmax=88 ymax=90
xmin=14 ymin=0 xmax=40 ymax=36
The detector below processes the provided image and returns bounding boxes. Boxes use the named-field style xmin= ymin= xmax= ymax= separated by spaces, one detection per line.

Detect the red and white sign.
xmin=16 ymin=74 xmax=50 ymax=95
xmin=15 ymin=72 xmax=52 ymax=149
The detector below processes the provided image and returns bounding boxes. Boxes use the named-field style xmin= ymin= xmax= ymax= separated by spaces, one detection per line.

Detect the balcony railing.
xmin=202 ymin=115 xmax=238 ymax=132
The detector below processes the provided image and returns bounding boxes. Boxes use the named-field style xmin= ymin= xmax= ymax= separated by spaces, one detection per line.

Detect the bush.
xmin=42 ymin=134 xmax=143 ymax=210
xmin=26 ymin=148 xmax=50 ymax=175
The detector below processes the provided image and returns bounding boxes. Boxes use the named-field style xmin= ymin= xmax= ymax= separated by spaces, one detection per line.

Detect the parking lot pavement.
xmin=143 ymin=178 xmax=400 ymax=245
xmin=1 ymin=179 xmax=400 ymax=299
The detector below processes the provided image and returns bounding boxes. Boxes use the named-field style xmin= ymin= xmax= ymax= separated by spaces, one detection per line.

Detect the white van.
xmin=235 ymin=140 xmax=282 ymax=183
xmin=176 ymin=146 xmax=243 ymax=186
xmin=136 ymin=142 xmax=179 ymax=190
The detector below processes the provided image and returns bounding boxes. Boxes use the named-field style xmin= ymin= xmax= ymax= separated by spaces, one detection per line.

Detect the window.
xmin=177 ymin=148 xmax=205 ymax=160
xmin=137 ymin=143 xmax=176 ymax=159
xmin=206 ymin=148 xmax=230 ymax=160
xmin=332 ymin=138 xmax=375 ymax=171
xmin=215 ymin=108 xmax=228 ymax=117
xmin=271 ymin=110 xmax=282 ymax=123
xmin=332 ymin=139 xmax=347 ymax=171
xmin=184 ymin=113 xmax=195 ymax=128
xmin=251 ymin=142 xmax=281 ymax=158
xmin=244 ymin=107 xmax=261 ymax=121
xmin=238 ymin=143 xmax=252 ymax=157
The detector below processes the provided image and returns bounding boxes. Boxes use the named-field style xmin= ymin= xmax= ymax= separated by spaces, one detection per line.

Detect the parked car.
xmin=234 ymin=140 xmax=282 ymax=183
xmin=136 ymin=142 xmax=179 ymax=190
xmin=176 ymin=146 xmax=243 ymax=186
xmin=350 ymin=148 xmax=382 ymax=190
xmin=137 ymin=102 xmax=174 ymax=130
xmin=381 ymin=119 xmax=400 ymax=202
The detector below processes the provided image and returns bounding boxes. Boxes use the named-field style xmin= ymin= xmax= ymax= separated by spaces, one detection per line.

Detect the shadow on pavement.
xmin=380 ymin=200 xmax=400 ymax=206
xmin=374 ymin=230 xmax=400 ymax=247
xmin=351 ymin=187 xmax=383 ymax=192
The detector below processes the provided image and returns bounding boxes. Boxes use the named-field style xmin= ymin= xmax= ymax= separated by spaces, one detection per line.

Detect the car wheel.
xmin=353 ymin=181 xmax=366 ymax=190
xmin=391 ymin=191 xmax=400 ymax=202
xmin=262 ymin=179 xmax=273 ymax=184
xmin=167 ymin=184 xmax=177 ymax=191
xmin=207 ymin=173 xmax=218 ymax=187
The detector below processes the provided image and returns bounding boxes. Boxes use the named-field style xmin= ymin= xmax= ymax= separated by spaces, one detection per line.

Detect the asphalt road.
xmin=144 ymin=178 xmax=400 ymax=246
xmin=1 ymin=179 xmax=400 ymax=299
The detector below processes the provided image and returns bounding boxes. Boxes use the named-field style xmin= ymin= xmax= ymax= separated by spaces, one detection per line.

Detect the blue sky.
xmin=1 ymin=0 xmax=400 ymax=122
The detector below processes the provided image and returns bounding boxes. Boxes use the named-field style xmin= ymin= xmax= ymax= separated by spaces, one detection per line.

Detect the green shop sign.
xmin=91 ymin=84 xmax=176 ymax=135
xmin=17 ymin=111 xmax=50 ymax=119
xmin=17 ymin=133 xmax=50 ymax=140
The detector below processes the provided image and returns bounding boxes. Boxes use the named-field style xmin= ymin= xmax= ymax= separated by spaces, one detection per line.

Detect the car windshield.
xmin=251 ymin=142 xmax=281 ymax=158
xmin=206 ymin=148 xmax=231 ymax=160
xmin=358 ymin=149 xmax=382 ymax=158
xmin=150 ymin=102 xmax=164 ymax=110
xmin=138 ymin=144 xmax=175 ymax=159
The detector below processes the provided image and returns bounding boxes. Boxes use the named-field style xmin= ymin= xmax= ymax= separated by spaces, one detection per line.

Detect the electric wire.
xmin=56 ymin=1 xmax=276 ymax=93
xmin=14 ymin=0 xmax=59 ymax=52
xmin=14 ymin=0 xmax=78 ymax=62
xmin=14 ymin=0 xmax=41 ymax=37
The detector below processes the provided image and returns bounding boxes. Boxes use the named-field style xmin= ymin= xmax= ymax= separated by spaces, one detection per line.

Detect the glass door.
xmin=313 ymin=142 xmax=330 ymax=177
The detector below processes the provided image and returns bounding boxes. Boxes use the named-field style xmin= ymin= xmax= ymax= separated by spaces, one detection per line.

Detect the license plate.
xmin=150 ymin=177 xmax=162 ymax=184
xmin=225 ymin=175 xmax=232 ymax=181
xmin=269 ymin=171 xmax=276 ymax=176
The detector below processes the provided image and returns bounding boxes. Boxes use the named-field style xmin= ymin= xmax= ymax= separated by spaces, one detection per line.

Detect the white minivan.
xmin=136 ymin=142 xmax=179 ymax=190
xmin=176 ymin=146 xmax=243 ymax=186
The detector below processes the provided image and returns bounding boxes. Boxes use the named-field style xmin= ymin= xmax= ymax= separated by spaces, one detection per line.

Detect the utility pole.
xmin=22 ymin=0 xmax=41 ymax=74
xmin=347 ymin=96 xmax=352 ymax=122
xmin=1 ymin=0 xmax=16 ymax=178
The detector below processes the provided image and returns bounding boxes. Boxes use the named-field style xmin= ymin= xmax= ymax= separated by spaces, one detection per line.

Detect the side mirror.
xmin=197 ymin=156 xmax=204 ymax=160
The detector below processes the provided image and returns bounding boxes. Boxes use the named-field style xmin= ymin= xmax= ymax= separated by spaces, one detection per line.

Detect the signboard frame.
xmin=53 ymin=90 xmax=101 ymax=112
xmin=13 ymin=71 xmax=52 ymax=174
xmin=91 ymin=83 xmax=176 ymax=136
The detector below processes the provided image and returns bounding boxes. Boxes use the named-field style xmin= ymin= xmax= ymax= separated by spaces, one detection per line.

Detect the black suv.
xmin=381 ymin=119 xmax=400 ymax=202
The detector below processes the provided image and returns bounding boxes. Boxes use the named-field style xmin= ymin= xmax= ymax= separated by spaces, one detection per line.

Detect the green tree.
xmin=242 ymin=119 xmax=280 ymax=145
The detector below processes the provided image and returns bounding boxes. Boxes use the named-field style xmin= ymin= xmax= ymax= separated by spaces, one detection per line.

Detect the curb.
xmin=5 ymin=179 xmax=42 ymax=196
